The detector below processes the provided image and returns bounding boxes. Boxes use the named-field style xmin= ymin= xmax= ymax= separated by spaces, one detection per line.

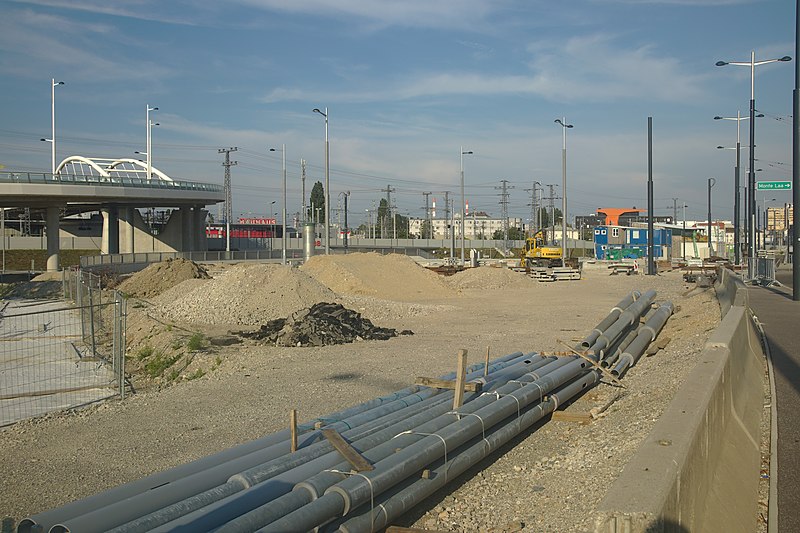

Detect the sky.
xmin=0 ymin=0 xmax=796 ymax=228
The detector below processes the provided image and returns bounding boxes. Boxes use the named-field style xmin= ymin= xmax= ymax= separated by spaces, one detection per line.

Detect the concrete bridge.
xmin=0 ymin=160 xmax=224 ymax=271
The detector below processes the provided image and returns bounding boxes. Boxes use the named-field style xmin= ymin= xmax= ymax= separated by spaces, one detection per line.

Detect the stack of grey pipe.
xmin=18 ymin=290 xmax=672 ymax=533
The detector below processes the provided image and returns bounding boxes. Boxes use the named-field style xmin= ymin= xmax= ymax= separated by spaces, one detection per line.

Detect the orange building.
xmin=597 ymin=207 xmax=645 ymax=226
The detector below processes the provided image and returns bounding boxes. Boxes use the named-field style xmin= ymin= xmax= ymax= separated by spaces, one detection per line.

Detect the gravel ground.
xmin=0 ymin=259 xmax=723 ymax=531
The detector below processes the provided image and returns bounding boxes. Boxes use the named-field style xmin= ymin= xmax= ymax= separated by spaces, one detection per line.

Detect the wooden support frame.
xmin=321 ymin=428 xmax=374 ymax=472
xmin=453 ymin=349 xmax=468 ymax=409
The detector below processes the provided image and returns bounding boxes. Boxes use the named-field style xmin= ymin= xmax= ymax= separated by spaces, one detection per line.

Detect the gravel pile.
xmin=118 ymin=259 xmax=209 ymax=298
xmin=446 ymin=266 xmax=532 ymax=290
xmin=238 ymin=302 xmax=413 ymax=346
xmin=154 ymin=263 xmax=336 ymax=326
xmin=301 ymin=252 xmax=455 ymax=301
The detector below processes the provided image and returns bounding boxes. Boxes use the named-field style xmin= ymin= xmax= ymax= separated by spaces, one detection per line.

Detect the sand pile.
xmin=300 ymin=252 xmax=455 ymax=301
xmin=447 ymin=266 xmax=531 ymax=290
xmin=118 ymin=259 xmax=210 ymax=298
xmin=154 ymin=263 xmax=337 ymax=326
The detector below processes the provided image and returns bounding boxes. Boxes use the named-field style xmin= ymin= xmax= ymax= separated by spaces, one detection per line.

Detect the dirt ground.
xmin=0 ymin=256 xmax=723 ymax=531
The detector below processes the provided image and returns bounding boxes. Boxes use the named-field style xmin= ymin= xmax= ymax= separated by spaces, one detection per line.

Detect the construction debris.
xmin=238 ymin=302 xmax=413 ymax=347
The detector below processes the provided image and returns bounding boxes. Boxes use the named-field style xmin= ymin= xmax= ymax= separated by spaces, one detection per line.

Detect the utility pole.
xmin=670 ymin=198 xmax=679 ymax=223
xmin=544 ymin=184 xmax=558 ymax=243
xmin=496 ymin=180 xmax=513 ymax=251
xmin=381 ymin=185 xmax=395 ymax=239
xmin=443 ymin=191 xmax=450 ymax=240
xmin=219 ymin=147 xmax=238 ymax=253
xmin=525 ymin=180 xmax=541 ymax=236
xmin=423 ymin=192 xmax=432 ymax=239
xmin=301 ymin=159 xmax=307 ymax=224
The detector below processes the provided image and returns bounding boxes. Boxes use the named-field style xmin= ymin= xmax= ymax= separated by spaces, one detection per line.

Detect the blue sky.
xmin=0 ymin=0 xmax=795 ymax=227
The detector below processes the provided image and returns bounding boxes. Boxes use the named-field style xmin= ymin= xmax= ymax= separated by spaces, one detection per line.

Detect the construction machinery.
xmin=519 ymin=230 xmax=563 ymax=268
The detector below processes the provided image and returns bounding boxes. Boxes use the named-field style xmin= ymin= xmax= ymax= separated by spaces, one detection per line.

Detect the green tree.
xmin=493 ymin=227 xmax=524 ymax=240
xmin=308 ymin=181 xmax=325 ymax=223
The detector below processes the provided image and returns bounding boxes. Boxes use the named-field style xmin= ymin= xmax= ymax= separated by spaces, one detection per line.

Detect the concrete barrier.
xmin=595 ymin=269 xmax=764 ymax=532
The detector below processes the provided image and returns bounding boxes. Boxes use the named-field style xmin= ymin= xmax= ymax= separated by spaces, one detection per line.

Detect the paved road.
xmin=747 ymin=265 xmax=800 ymax=532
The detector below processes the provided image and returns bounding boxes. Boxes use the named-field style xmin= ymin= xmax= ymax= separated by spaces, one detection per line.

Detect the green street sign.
xmin=756 ymin=181 xmax=792 ymax=190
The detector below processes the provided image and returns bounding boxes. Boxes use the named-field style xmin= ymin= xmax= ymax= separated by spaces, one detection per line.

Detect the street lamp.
xmin=716 ymin=51 xmax=791 ymax=270
xmin=554 ymin=118 xmax=573 ymax=266
xmin=312 ymin=107 xmax=330 ymax=255
xmin=707 ymin=177 xmax=716 ymax=256
xmin=714 ymin=112 xmax=762 ymax=265
xmin=460 ymin=146 xmax=473 ymax=266
xmin=270 ymin=145 xmax=287 ymax=265
xmin=46 ymin=78 xmax=65 ymax=177
xmin=761 ymin=197 xmax=777 ymax=249
xmin=146 ymin=105 xmax=158 ymax=180
xmin=682 ymin=202 xmax=688 ymax=261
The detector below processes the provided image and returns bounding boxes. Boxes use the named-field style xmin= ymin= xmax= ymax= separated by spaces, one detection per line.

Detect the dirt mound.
xmin=300 ymin=252 xmax=455 ymax=301
xmin=155 ymin=263 xmax=337 ymax=326
xmin=118 ymin=259 xmax=210 ymax=298
xmin=239 ymin=302 xmax=413 ymax=346
xmin=447 ymin=266 xmax=531 ymax=290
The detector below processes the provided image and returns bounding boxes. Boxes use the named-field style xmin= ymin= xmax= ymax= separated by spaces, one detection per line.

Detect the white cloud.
xmin=235 ymin=0 xmax=498 ymax=30
xmin=258 ymin=33 xmax=708 ymax=105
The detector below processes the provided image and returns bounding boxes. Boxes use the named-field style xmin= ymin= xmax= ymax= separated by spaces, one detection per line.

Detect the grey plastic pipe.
xmin=258 ymin=358 xmax=592 ymax=532
xmin=209 ymin=358 xmax=576 ymax=532
xmin=579 ymin=290 xmax=640 ymax=348
xmin=109 ymin=356 xmax=548 ymax=533
xmin=612 ymin=302 xmax=673 ymax=378
xmin=336 ymin=371 xmax=601 ymax=533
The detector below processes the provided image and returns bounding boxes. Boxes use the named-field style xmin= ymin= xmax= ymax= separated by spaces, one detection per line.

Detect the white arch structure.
xmin=55 ymin=156 xmax=173 ymax=182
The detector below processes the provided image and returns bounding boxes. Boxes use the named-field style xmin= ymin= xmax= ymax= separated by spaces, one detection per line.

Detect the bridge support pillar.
xmin=45 ymin=206 xmax=60 ymax=272
xmin=194 ymin=207 xmax=207 ymax=251
xmin=120 ymin=207 xmax=135 ymax=254
xmin=101 ymin=207 xmax=119 ymax=255
xmin=179 ymin=207 xmax=192 ymax=252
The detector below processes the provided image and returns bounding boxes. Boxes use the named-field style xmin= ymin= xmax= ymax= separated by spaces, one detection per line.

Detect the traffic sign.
xmin=756 ymin=181 xmax=792 ymax=190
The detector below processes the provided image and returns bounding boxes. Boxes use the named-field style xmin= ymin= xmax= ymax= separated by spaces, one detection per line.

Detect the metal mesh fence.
xmin=0 ymin=268 xmax=126 ymax=427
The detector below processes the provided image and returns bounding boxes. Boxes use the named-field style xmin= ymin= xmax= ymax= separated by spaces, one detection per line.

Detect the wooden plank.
xmin=321 ymin=428 xmax=374 ymax=472
xmin=551 ymin=410 xmax=593 ymax=423
xmin=386 ymin=526 xmax=451 ymax=533
xmin=484 ymin=345 xmax=490 ymax=377
xmin=290 ymin=409 xmax=298 ymax=453
xmin=414 ymin=377 xmax=482 ymax=392
xmin=453 ymin=349 xmax=468 ymax=409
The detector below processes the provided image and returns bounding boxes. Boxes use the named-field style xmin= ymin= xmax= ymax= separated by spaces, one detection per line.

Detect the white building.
xmin=408 ymin=213 xmax=523 ymax=239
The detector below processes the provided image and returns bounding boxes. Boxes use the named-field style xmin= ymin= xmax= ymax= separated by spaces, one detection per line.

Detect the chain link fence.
xmin=0 ymin=268 xmax=126 ymax=426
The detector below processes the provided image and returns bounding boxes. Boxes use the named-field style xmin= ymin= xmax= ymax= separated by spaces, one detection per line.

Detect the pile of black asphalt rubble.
xmin=239 ymin=302 xmax=413 ymax=347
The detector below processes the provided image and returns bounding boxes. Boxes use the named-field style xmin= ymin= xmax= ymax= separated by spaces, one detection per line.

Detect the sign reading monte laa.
xmin=756 ymin=181 xmax=792 ymax=190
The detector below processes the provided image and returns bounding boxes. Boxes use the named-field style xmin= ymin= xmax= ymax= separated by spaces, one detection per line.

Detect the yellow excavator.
xmin=519 ymin=230 xmax=563 ymax=268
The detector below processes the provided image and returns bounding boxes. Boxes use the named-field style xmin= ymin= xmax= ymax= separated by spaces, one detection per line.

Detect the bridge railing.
xmin=0 ymin=171 xmax=222 ymax=192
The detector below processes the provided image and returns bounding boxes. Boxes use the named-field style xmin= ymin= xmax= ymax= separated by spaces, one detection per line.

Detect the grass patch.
xmin=136 ymin=345 xmax=154 ymax=361
xmin=186 ymin=368 xmax=206 ymax=381
xmin=144 ymin=351 xmax=182 ymax=378
xmin=187 ymin=333 xmax=206 ymax=352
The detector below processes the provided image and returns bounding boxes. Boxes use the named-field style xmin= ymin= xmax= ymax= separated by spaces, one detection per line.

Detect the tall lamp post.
xmin=716 ymin=51 xmax=791 ymax=272
xmin=554 ymin=118 xmax=573 ymax=266
xmin=707 ymin=178 xmax=716 ymax=256
xmin=41 ymin=79 xmax=65 ymax=177
xmin=313 ymin=107 xmax=330 ymax=255
xmin=146 ymin=105 xmax=158 ymax=180
xmin=714 ymin=112 xmax=762 ymax=265
xmin=682 ymin=202 xmax=688 ymax=261
xmin=460 ymin=146 xmax=473 ymax=266
xmin=270 ymin=145 xmax=287 ymax=265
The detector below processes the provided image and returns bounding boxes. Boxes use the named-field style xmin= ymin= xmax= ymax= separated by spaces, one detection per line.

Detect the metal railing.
xmin=0 ymin=171 xmax=222 ymax=192
xmin=0 ymin=268 xmax=126 ymax=426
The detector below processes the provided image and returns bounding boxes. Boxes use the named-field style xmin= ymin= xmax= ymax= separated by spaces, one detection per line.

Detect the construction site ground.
xmin=0 ymin=254 xmax=729 ymax=532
